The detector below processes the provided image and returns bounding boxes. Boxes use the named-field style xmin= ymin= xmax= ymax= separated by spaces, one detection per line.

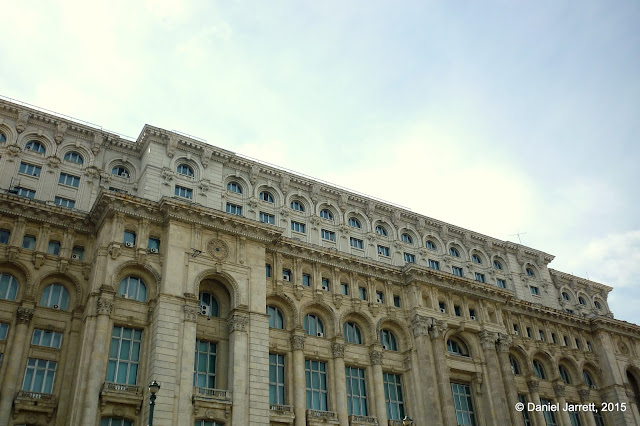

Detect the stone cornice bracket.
xmin=496 ymin=334 xmax=513 ymax=352
xmin=201 ymin=146 xmax=212 ymax=168
xmin=553 ymin=383 xmax=566 ymax=397
xmin=332 ymin=342 xmax=345 ymax=358
xmin=578 ymin=388 xmax=591 ymax=402
xmin=16 ymin=109 xmax=29 ymax=133
xmin=369 ymin=350 xmax=383 ymax=365
xmin=184 ymin=304 xmax=199 ymax=322
xmin=167 ymin=133 xmax=178 ymax=157
xmin=410 ymin=314 xmax=432 ymax=337
xmin=249 ymin=164 xmax=260 ymax=185
xmin=291 ymin=334 xmax=306 ymax=351
xmin=92 ymin=133 xmax=103 ymax=155
xmin=478 ymin=330 xmax=498 ymax=351
xmin=55 ymin=122 xmax=68 ymax=143
xmin=429 ymin=319 xmax=448 ymax=340
xmin=228 ymin=312 xmax=249 ymax=333
xmin=97 ymin=297 xmax=114 ymax=316
xmin=527 ymin=379 xmax=539 ymax=393
xmin=16 ymin=307 xmax=34 ymax=324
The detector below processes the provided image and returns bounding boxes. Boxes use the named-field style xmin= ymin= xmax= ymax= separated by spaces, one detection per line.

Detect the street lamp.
xmin=402 ymin=415 xmax=414 ymax=426
xmin=148 ymin=380 xmax=160 ymax=426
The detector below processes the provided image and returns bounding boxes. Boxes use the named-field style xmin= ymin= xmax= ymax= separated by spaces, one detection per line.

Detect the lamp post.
xmin=402 ymin=415 xmax=414 ymax=426
xmin=148 ymin=380 xmax=160 ymax=426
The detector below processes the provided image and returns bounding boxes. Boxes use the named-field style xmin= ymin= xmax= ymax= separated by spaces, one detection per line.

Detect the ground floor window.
xmin=305 ymin=360 xmax=328 ymax=411
xmin=346 ymin=366 xmax=368 ymax=416
xmin=540 ymin=398 xmax=558 ymax=426
xmin=100 ymin=419 xmax=133 ymax=426
xmin=451 ymin=382 xmax=476 ymax=426
xmin=383 ymin=372 xmax=405 ymax=420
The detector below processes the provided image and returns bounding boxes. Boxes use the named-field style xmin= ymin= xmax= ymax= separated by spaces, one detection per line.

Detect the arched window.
xmin=199 ymin=292 xmax=219 ymax=317
xmin=177 ymin=164 xmax=194 ymax=177
xmin=471 ymin=254 xmax=482 ymax=264
xmin=260 ymin=191 xmax=274 ymax=202
xmin=509 ymin=355 xmax=520 ymax=375
xmin=118 ymin=276 xmax=147 ymax=302
xmin=64 ymin=151 xmax=84 ymax=165
xmin=304 ymin=314 xmax=324 ymax=337
xmin=290 ymin=200 xmax=305 ymax=212
xmin=447 ymin=338 xmax=468 ymax=356
xmin=578 ymin=296 xmax=586 ymax=306
xmin=583 ymin=371 xmax=595 ymax=388
xmin=348 ymin=217 xmax=361 ymax=229
xmin=112 ymin=166 xmax=130 ymax=178
xmin=343 ymin=322 xmax=362 ymax=344
xmin=594 ymin=300 xmax=602 ymax=310
xmin=526 ymin=267 xmax=536 ymax=277
xmin=227 ymin=181 xmax=243 ymax=194
xmin=319 ymin=209 xmax=333 ymax=220
xmin=493 ymin=260 xmax=503 ymax=270
xmin=401 ymin=233 xmax=413 ymax=244
xmin=0 ymin=273 xmax=19 ymax=301
xmin=100 ymin=419 xmax=133 ymax=426
xmin=449 ymin=247 xmax=460 ymax=257
xmin=195 ymin=420 xmax=224 ymax=426
xmin=0 ymin=131 xmax=6 ymax=143
xmin=559 ymin=365 xmax=571 ymax=384
xmin=25 ymin=140 xmax=46 ymax=154
xmin=380 ymin=329 xmax=398 ymax=351
xmin=267 ymin=305 xmax=284 ymax=329
xmin=533 ymin=360 xmax=546 ymax=379
xmin=425 ymin=240 xmax=437 ymax=250
xmin=562 ymin=292 xmax=570 ymax=301
xmin=40 ymin=284 xmax=69 ymax=310
xmin=375 ymin=225 xmax=388 ymax=236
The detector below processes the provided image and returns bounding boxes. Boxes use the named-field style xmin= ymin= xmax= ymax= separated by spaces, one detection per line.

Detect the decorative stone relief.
xmin=184 ymin=305 xmax=199 ymax=322
xmin=201 ymin=147 xmax=212 ymax=168
xmin=291 ymin=335 xmax=305 ymax=350
xmin=199 ymin=179 xmax=211 ymax=194
xmin=46 ymin=155 xmax=61 ymax=171
xmin=249 ymin=165 xmax=260 ymax=185
xmin=206 ymin=239 xmax=229 ymax=261
xmin=410 ymin=314 xmax=431 ymax=337
xmin=478 ymin=330 xmax=498 ymax=350
xmin=167 ymin=133 xmax=178 ymax=158
xmin=97 ymin=297 xmax=114 ymax=315
xmin=280 ymin=174 xmax=290 ymax=195
xmin=496 ymin=334 xmax=513 ymax=352
xmin=16 ymin=307 xmax=34 ymax=324
xmin=578 ymin=388 xmax=590 ymax=402
xmin=553 ymin=383 xmax=566 ymax=397
xmin=5 ymin=144 xmax=21 ymax=159
xmin=527 ymin=380 xmax=539 ymax=393
xmin=55 ymin=122 xmax=68 ymax=143
xmin=228 ymin=313 xmax=248 ymax=333
xmin=369 ymin=350 xmax=383 ymax=365
xmin=161 ymin=167 xmax=175 ymax=184
xmin=16 ymin=110 xmax=29 ymax=133
xmin=429 ymin=320 xmax=448 ymax=340
xmin=332 ymin=342 xmax=345 ymax=358
xmin=92 ymin=133 xmax=103 ymax=155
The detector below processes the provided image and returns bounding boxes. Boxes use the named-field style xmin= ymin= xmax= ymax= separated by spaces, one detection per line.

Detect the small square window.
xmin=226 ymin=202 xmax=242 ymax=215
xmin=475 ymin=273 xmax=485 ymax=283
xmin=454 ymin=306 xmax=462 ymax=317
xmin=175 ymin=185 xmax=193 ymax=199
xmin=47 ymin=241 xmax=61 ymax=256
xmin=376 ymin=291 xmax=384 ymax=304
xmin=377 ymin=245 xmax=390 ymax=256
xmin=54 ymin=196 xmax=75 ymax=208
xmin=358 ymin=287 xmax=367 ymax=300
xmin=123 ymin=231 xmax=136 ymax=246
xmin=58 ymin=173 xmax=80 ymax=188
xmin=148 ymin=237 xmax=160 ymax=253
xmin=452 ymin=266 xmax=463 ymax=277
xmin=260 ymin=212 xmax=275 ymax=225
xmin=469 ymin=309 xmax=476 ymax=319
xmin=283 ymin=269 xmax=292 ymax=281
xmin=0 ymin=229 xmax=10 ymax=244
xmin=340 ymin=283 xmax=349 ymax=295
xmin=302 ymin=273 xmax=311 ymax=287
xmin=265 ymin=264 xmax=272 ymax=278
xmin=71 ymin=246 xmax=84 ymax=261
xmin=529 ymin=286 xmax=540 ymax=296
xmin=22 ymin=235 xmax=36 ymax=250
xmin=552 ymin=333 xmax=558 ymax=344
xmin=350 ymin=237 xmax=364 ymax=249
xmin=393 ymin=295 xmax=401 ymax=308
xmin=526 ymin=327 xmax=532 ymax=338
xmin=321 ymin=229 xmax=336 ymax=241
xmin=428 ymin=259 xmax=440 ymax=270
xmin=438 ymin=301 xmax=446 ymax=313
xmin=497 ymin=278 xmax=507 ymax=289
xmin=563 ymin=336 xmax=569 ymax=346
xmin=0 ymin=323 xmax=9 ymax=340
xmin=321 ymin=278 xmax=330 ymax=291
xmin=539 ymin=330 xmax=545 ymax=341
xmin=403 ymin=253 xmax=415 ymax=263
xmin=291 ymin=221 xmax=306 ymax=233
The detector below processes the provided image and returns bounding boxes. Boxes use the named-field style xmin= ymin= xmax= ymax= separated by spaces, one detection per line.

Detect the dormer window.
xmin=375 ymin=225 xmax=388 ymax=236
xmin=112 ymin=166 xmax=130 ymax=178
xmin=425 ymin=240 xmax=437 ymax=250
xmin=25 ymin=140 xmax=46 ymax=154
xmin=290 ymin=200 xmax=304 ymax=212
xmin=493 ymin=260 xmax=503 ymax=270
xmin=227 ymin=181 xmax=243 ymax=194
xmin=578 ymin=296 xmax=586 ymax=306
xmin=526 ymin=267 xmax=536 ymax=277
xmin=401 ymin=233 xmax=413 ymax=244
xmin=449 ymin=247 xmax=460 ymax=257
xmin=471 ymin=254 xmax=482 ymax=264
xmin=319 ymin=209 xmax=333 ymax=220
xmin=63 ymin=151 xmax=84 ymax=165
xmin=177 ymin=164 xmax=194 ymax=177
xmin=348 ymin=217 xmax=361 ymax=229
xmin=562 ymin=292 xmax=570 ymax=301
xmin=260 ymin=191 xmax=274 ymax=202
xmin=594 ymin=300 xmax=602 ymax=310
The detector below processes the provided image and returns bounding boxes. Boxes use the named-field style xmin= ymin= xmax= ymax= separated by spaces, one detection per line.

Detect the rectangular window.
xmin=302 ymin=273 xmax=311 ymax=287
xmin=260 ymin=212 xmax=275 ymax=225
xmin=593 ymin=409 xmax=605 ymax=426
xmin=106 ymin=327 xmax=142 ymax=385
xmin=530 ymin=286 xmax=540 ymax=296
xmin=22 ymin=235 xmax=36 ymax=250
xmin=377 ymin=245 xmax=390 ymax=256
xmin=340 ymin=283 xmax=349 ymax=295
xmin=123 ymin=231 xmax=136 ymax=246
xmin=54 ymin=196 xmax=76 ymax=208
xmin=0 ymin=229 xmax=9 ymax=244
xmin=194 ymin=340 xmax=217 ymax=389
xmin=282 ymin=269 xmax=292 ymax=281
xmin=451 ymin=383 xmax=476 ymax=426
xmin=71 ymin=246 xmax=84 ymax=261
xmin=539 ymin=330 xmax=545 ymax=341
xmin=497 ymin=278 xmax=507 ymax=288
xmin=393 ymin=295 xmax=401 ymax=308
xmin=376 ymin=291 xmax=384 ymax=304
xmin=552 ymin=333 xmax=558 ymax=344
xmin=305 ymin=360 xmax=328 ymax=411
xmin=403 ymin=253 xmax=415 ymax=263
xmin=475 ymin=273 xmax=485 ymax=283
xmin=0 ymin=323 xmax=8 ymax=340
xmin=31 ymin=329 xmax=63 ymax=349
xmin=58 ymin=172 xmax=80 ymax=187
xmin=265 ymin=264 xmax=272 ymax=278
xmin=519 ymin=395 xmax=532 ymax=425
xmin=148 ymin=237 xmax=160 ymax=253
xmin=359 ymin=287 xmax=367 ymax=300
xmin=452 ymin=266 xmax=463 ymax=277
xmin=569 ymin=409 xmax=582 ymax=426
xmin=269 ymin=353 xmax=286 ymax=404
xmin=291 ymin=221 xmax=306 ymax=233
xmin=540 ymin=398 xmax=558 ymax=426
xmin=19 ymin=162 xmax=42 ymax=177
xmin=16 ymin=187 xmax=36 ymax=199
xmin=350 ymin=237 xmax=364 ymax=249
xmin=428 ymin=259 xmax=440 ymax=270
xmin=22 ymin=358 xmax=57 ymax=394
xmin=226 ymin=202 xmax=242 ymax=215
xmin=383 ymin=373 xmax=405 ymax=420
xmin=321 ymin=229 xmax=335 ymax=241
xmin=454 ymin=306 xmax=462 ymax=317
xmin=527 ymin=327 xmax=532 ymax=338
xmin=47 ymin=241 xmax=61 ymax=255
xmin=346 ymin=366 xmax=368 ymax=416
xmin=321 ymin=278 xmax=330 ymax=291
xmin=575 ymin=339 xmax=581 ymax=350
xmin=175 ymin=185 xmax=193 ymax=199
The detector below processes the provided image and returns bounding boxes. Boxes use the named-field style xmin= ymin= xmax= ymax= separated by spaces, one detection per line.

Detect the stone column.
xmin=369 ymin=348 xmax=387 ymax=425
xmin=291 ymin=334 xmax=306 ymax=426
xmin=478 ymin=331 xmax=510 ymax=425
xmin=0 ymin=307 xmax=33 ymax=425
xmin=409 ymin=314 xmax=441 ymax=424
xmin=578 ymin=388 xmax=597 ymax=426
xmin=228 ymin=311 xmax=249 ymax=426
xmin=553 ymin=383 xmax=572 ymax=426
xmin=626 ymin=389 xmax=640 ymax=425
xmin=527 ymin=379 xmax=546 ymax=426
xmin=333 ymin=342 xmax=348 ymax=426
xmin=429 ymin=319 xmax=457 ymax=426
xmin=496 ymin=335 xmax=524 ymax=426
xmin=81 ymin=297 xmax=114 ymax=425
xmin=177 ymin=302 xmax=198 ymax=420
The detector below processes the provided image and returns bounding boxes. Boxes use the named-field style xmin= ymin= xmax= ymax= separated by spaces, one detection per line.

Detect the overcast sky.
xmin=2 ymin=1 xmax=639 ymax=323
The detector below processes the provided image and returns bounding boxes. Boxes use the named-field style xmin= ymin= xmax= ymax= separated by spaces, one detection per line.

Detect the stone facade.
xmin=0 ymin=99 xmax=639 ymax=425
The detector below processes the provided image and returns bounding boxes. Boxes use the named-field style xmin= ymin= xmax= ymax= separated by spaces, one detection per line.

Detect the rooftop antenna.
xmin=509 ymin=230 xmax=527 ymax=244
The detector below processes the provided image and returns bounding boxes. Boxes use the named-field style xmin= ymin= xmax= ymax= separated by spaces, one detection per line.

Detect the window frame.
xmin=107 ymin=327 xmax=142 ymax=385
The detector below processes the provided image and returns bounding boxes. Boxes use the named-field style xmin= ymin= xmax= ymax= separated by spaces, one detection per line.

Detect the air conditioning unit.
xmin=120 ymin=293 xmax=127 ymax=298
xmin=470 ymin=315 xmax=476 ymax=321
xmin=149 ymin=248 xmax=158 ymax=253
xmin=53 ymin=304 xmax=59 ymax=310
xmin=283 ymin=275 xmax=290 ymax=282
xmin=317 ymin=332 xmax=324 ymax=337
xmin=125 ymin=242 xmax=134 ymax=247
xmin=513 ymin=330 xmax=519 ymax=335
xmin=200 ymin=305 xmax=210 ymax=316
xmin=382 ymin=344 xmax=389 ymax=350
xmin=439 ymin=308 xmax=446 ymax=314
xmin=590 ymin=385 xmax=597 ymax=389
xmin=376 ymin=297 xmax=383 ymax=304
xmin=321 ymin=285 xmax=328 ymax=291
xmin=71 ymin=254 xmax=79 ymax=260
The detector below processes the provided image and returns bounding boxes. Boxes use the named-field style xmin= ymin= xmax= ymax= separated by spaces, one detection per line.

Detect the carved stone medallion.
xmin=206 ymin=239 xmax=229 ymax=261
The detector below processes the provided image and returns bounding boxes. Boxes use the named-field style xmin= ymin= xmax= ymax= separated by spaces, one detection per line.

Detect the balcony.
xmin=100 ymin=382 xmax=143 ymax=413
xmin=192 ymin=387 xmax=232 ymax=419
xmin=13 ymin=390 xmax=58 ymax=421
xmin=307 ymin=409 xmax=339 ymax=425
xmin=270 ymin=404 xmax=294 ymax=423
xmin=349 ymin=415 xmax=378 ymax=425
xmin=192 ymin=386 xmax=232 ymax=404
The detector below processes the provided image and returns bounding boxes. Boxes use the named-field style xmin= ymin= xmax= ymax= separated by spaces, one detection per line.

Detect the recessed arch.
xmin=107 ymin=159 xmax=137 ymax=180
xmin=377 ymin=317 xmax=409 ymax=352
xmin=447 ymin=241 xmax=467 ymax=260
xmin=299 ymin=300 xmax=336 ymax=337
xmin=18 ymin=132 xmax=54 ymax=155
xmin=344 ymin=209 xmax=370 ymax=232
xmin=193 ymin=269 xmax=241 ymax=310
xmin=172 ymin=156 xmax=202 ymax=180
xmin=317 ymin=202 xmax=339 ymax=222
xmin=0 ymin=260 xmax=31 ymax=299
xmin=339 ymin=310 xmax=376 ymax=345
xmin=0 ymin=123 xmax=17 ymax=145
xmin=59 ymin=143 xmax=95 ymax=166
xmin=111 ymin=261 xmax=161 ymax=301
xmin=266 ymin=294 xmax=298 ymax=331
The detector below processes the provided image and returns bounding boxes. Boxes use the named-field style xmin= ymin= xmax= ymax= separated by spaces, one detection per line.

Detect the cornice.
xmin=0 ymin=193 xmax=93 ymax=233
xmin=591 ymin=316 xmax=640 ymax=338
xmin=548 ymin=269 xmax=612 ymax=292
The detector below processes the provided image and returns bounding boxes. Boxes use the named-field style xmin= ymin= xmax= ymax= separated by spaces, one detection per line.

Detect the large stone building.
xmin=0 ymin=98 xmax=639 ymax=426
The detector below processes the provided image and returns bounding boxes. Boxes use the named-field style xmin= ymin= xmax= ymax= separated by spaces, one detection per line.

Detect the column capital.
xmin=369 ymin=350 xmax=383 ymax=365
xmin=478 ymin=330 xmax=498 ymax=350
xmin=332 ymin=342 xmax=345 ymax=358
xmin=429 ymin=319 xmax=448 ymax=340
xmin=527 ymin=379 xmax=540 ymax=393
xmin=578 ymin=388 xmax=591 ymax=402
xmin=553 ymin=383 xmax=566 ymax=397
xmin=291 ymin=334 xmax=306 ymax=351
xmin=16 ymin=306 xmax=34 ymax=324
xmin=496 ymin=334 xmax=513 ymax=352
xmin=97 ymin=297 xmax=114 ymax=315
xmin=410 ymin=314 xmax=431 ymax=337
xmin=228 ymin=312 xmax=249 ymax=333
